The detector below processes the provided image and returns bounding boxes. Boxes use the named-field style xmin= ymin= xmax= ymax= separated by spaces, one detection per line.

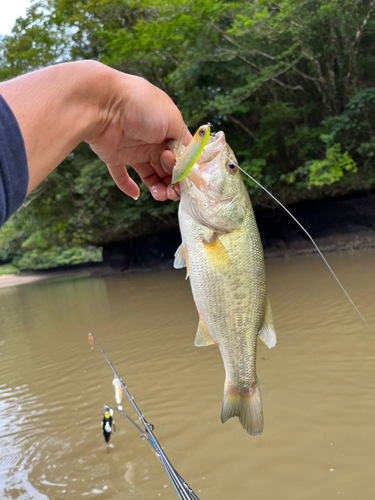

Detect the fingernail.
xmin=133 ymin=195 xmax=139 ymax=201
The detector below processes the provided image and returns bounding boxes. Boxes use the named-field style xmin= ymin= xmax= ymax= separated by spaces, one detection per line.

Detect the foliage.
xmin=0 ymin=264 xmax=19 ymax=275
xmin=282 ymin=134 xmax=358 ymax=188
xmin=306 ymin=142 xmax=357 ymax=188
xmin=1 ymin=0 xmax=375 ymax=268
xmin=13 ymin=246 xmax=102 ymax=271
xmin=0 ymin=219 xmax=20 ymax=262
xmin=0 ymin=1 xmax=72 ymax=79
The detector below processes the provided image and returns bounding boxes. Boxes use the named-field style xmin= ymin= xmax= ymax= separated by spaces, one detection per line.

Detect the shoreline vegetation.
xmin=2 ymin=195 xmax=374 ymax=289
xmin=1 ymin=0 xmax=375 ymax=276
xmin=1 ymin=236 xmax=374 ymax=290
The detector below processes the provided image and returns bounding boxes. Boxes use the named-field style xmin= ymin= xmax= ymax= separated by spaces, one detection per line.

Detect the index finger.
xmin=131 ymin=161 xmax=169 ymax=201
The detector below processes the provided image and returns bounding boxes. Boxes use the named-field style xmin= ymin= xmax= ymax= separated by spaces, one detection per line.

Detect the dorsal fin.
xmin=222 ymin=152 xmax=373 ymax=333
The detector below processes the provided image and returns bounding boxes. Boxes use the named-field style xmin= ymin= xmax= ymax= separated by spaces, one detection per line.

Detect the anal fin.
xmin=194 ymin=317 xmax=215 ymax=347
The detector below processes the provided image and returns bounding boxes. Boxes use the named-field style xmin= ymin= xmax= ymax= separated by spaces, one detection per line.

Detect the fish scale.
xmin=173 ymin=129 xmax=276 ymax=436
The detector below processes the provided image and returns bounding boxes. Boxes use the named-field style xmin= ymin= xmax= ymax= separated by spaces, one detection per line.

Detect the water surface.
xmin=1 ymin=249 xmax=375 ymax=499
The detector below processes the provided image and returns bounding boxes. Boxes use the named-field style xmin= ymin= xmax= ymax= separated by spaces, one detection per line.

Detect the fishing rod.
xmin=89 ymin=332 xmax=200 ymax=500
xmin=108 ymin=406 xmax=197 ymax=499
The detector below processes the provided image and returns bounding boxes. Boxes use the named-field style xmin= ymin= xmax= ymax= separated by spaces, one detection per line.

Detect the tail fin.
xmin=221 ymin=378 xmax=263 ymax=436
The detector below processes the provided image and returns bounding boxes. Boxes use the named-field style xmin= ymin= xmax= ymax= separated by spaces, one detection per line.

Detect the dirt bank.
xmin=1 ymin=190 xmax=374 ymax=289
xmin=259 ymin=191 xmax=375 ymax=257
xmin=0 ymin=269 xmax=93 ymax=289
xmin=102 ymin=190 xmax=375 ymax=267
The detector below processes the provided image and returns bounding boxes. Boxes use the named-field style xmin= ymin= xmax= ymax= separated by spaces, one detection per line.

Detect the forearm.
xmin=0 ymin=61 xmax=117 ymax=194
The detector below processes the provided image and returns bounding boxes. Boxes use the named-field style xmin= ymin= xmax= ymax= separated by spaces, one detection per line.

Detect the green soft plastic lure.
xmin=171 ymin=124 xmax=211 ymax=184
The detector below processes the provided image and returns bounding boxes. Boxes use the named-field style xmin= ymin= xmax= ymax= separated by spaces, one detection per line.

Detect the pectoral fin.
xmin=174 ymin=243 xmax=189 ymax=279
xmin=258 ymin=296 xmax=277 ymax=348
xmin=174 ymin=244 xmax=186 ymax=269
xmin=194 ymin=317 xmax=215 ymax=347
xmin=203 ymin=234 xmax=231 ymax=273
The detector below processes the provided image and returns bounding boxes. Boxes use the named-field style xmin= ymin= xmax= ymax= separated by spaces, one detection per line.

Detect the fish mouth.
xmin=184 ymin=130 xmax=235 ymax=209
xmin=200 ymin=131 xmax=226 ymax=163
xmin=207 ymin=130 xmax=224 ymax=146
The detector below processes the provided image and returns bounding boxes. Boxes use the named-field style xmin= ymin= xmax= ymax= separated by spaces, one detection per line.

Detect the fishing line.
xmin=90 ymin=333 xmax=200 ymax=500
xmin=107 ymin=406 xmax=152 ymax=440
xmin=223 ymin=152 xmax=372 ymax=332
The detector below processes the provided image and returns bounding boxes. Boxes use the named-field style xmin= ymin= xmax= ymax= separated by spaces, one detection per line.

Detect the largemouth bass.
xmin=173 ymin=128 xmax=276 ymax=436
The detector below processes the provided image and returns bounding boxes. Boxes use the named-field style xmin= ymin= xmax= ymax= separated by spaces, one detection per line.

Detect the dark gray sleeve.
xmin=0 ymin=94 xmax=29 ymax=227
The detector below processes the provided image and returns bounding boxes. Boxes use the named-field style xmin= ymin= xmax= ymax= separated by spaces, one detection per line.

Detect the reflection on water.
xmin=0 ymin=249 xmax=375 ymax=499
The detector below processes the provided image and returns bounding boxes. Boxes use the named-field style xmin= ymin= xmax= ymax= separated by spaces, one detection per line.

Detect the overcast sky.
xmin=0 ymin=0 xmax=32 ymax=36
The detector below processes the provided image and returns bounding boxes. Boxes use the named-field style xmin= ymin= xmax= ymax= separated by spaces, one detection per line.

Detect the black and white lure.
xmin=101 ymin=406 xmax=115 ymax=452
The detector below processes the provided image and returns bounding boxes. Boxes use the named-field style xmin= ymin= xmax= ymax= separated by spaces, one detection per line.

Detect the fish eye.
xmin=226 ymin=160 xmax=238 ymax=173
xmin=198 ymin=127 xmax=206 ymax=137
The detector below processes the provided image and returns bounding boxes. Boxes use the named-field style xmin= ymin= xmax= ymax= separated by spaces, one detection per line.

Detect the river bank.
xmin=1 ymin=190 xmax=374 ymax=289
xmin=258 ymin=190 xmax=375 ymax=258
xmin=1 ymin=231 xmax=374 ymax=290
xmin=0 ymin=269 xmax=94 ymax=289
xmin=102 ymin=189 xmax=375 ymax=265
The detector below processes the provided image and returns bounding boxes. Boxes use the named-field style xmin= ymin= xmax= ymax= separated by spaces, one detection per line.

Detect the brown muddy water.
xmin=1 ymin=249 xmax=375 ymax=500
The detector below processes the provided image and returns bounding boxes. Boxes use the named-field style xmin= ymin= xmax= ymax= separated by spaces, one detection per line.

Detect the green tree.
xmin=1 ymin=0 xmax=375 ymax=269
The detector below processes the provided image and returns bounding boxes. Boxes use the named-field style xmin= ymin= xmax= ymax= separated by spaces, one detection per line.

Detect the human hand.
xmin=88 ymin=72 xmax=191 ymax=201
xmin=0 ymin=61 xmax=189 ymax=199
